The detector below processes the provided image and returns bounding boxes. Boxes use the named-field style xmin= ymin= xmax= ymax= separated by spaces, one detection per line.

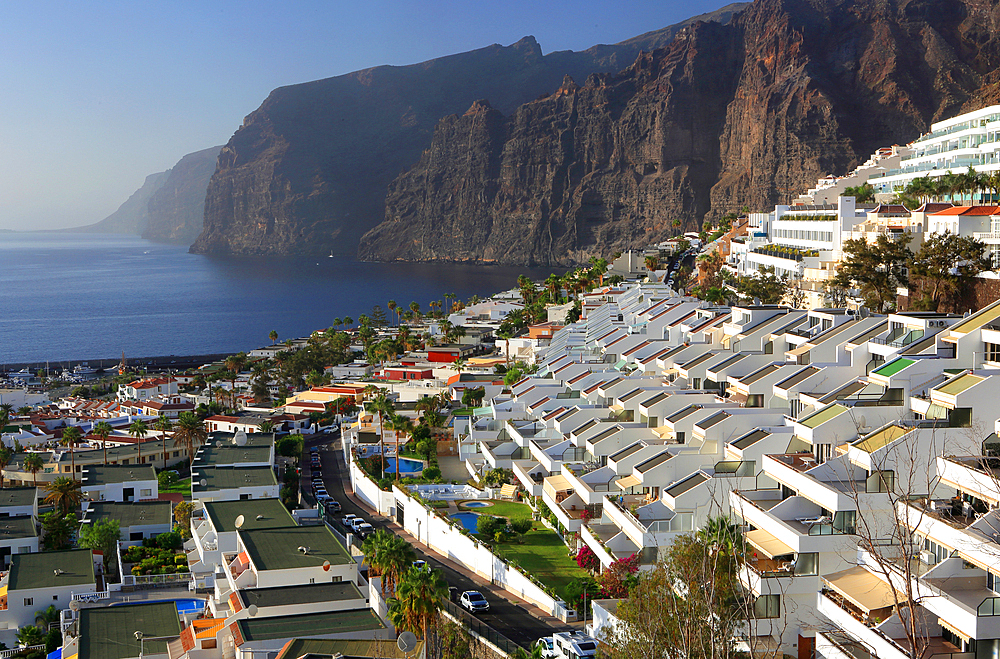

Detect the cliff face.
xmin=143 ymin=146 xmax=222 ymax=245
xmin=69 ymin=170 xmax=170 ymax=235
xmin=191 ymin=5 xmax=748 ymax=257
xmin=360 ymin=0 xmax=1000 ymax=265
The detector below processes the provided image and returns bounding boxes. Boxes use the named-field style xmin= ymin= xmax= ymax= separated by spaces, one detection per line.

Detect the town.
xmin=6 ymin=103 xmax=1000 ymax=659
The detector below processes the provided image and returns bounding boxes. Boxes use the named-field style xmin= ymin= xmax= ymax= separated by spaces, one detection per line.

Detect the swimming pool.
xmin=385 ymin=457 xmax=424 ymax=474
xmin=111 ymin=598 xmax=206 ymax=615
xmin=463 ymin=501 xmax=490 ymax=508
xmin=451 ymin=512 xmax=480 ymax=532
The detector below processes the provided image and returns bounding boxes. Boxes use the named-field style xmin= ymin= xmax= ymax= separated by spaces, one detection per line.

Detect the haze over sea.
xmin=0 ymin=233 xmax=559 ymax=365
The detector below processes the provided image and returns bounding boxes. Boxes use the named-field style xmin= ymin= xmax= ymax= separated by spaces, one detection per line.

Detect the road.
xmin=301 ymin=431 xmax=573 ymax=648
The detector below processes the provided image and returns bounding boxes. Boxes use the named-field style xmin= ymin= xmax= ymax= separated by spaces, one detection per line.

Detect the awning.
xmin=745 ymin=529 xmax=793 ymax=559
xmin=940 ymin=618 xmax=971 ymax=644
xmin=728 ymin=391 xmax=749 ymax=405
xmin=543 ymin=475 xmax=572 ymax=491
xmin=824 ymin=566 xmax=903 ymax=613
xmin=788 ymin=344 xmax=813 ymax=357
xmin=617 ymin=475 xmax=641 ymax=490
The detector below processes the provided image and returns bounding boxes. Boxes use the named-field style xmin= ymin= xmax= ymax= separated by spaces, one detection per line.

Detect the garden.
xmin=122 ymin=531 xmax=190 ymax=576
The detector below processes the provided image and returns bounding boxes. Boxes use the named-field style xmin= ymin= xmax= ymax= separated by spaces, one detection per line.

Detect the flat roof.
xmin=193 ymin=466 xmax=277 ymax=492
xmin=9 ymin=549 xmax=95 ymax=590
xmin=800 ymin=404 xmax=849 ymax=429
xmin=609 ymin=442 xmax=645 ymax=462
xmin=196 ymin=432 xmax=273 ymax=465
xmin=948 ymin=300 xmax=1000 ymax=334
xmin=81 ymin=464 xmax=157 ymax=486
xmin=666 ymin=472 xmax=708 ymax=497
xmin=636 ymin=451 xmax=673 ymax=473
xmin=935 ymin=373 xmax=985 ymax=396
xmin=83 ymin=501 xmax=172 ymax=528
xmin=78 ymin=602 xmax=181 ymax=659
xmin=0 ymin=516 xmax=37 ymax=541
xmin=775 ymin=367 xmax=820 ymax=391
xmin=852 ymin=425 xmax=908 ymax=454
xmin=204 ymin=498 xmax=296 ymax=532
xmin=236 ymin=609 xmax=384 ymax=642
xmin=240 ymin=525 xmax=353 ymax=571
xmin=731 ymin=429 xmax=770 ymax=450
xmin=0 ymin=487 xmax=36 ymax=509
xmin=739 ymin=364 xmax=781 ymax=385
xmin=276 ymin=638 xmax=420 ymax=659
xmin=872 ymin=358 xmax=915 ymax=377
xmin=667 ymin=405 xmax=702 ymax=423
xmin=238 ymin=581 xmax=364 ymax=609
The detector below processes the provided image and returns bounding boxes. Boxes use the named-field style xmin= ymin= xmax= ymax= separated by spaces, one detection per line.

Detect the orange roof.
xmin=931 ymin=205 xmax=1000 ymax=216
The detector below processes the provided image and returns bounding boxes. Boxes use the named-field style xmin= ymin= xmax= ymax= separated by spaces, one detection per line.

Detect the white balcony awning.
xmin=745 ymin=529 xmax=793 ymax=559
xmin=824 ymin=566 xmax=902 ymax=613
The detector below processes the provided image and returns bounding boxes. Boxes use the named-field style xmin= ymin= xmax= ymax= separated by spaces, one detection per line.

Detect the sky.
xmin=0 ymin=0 xmax=728 ymax=231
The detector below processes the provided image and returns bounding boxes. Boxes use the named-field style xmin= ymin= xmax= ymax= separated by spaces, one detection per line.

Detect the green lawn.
xmin=458 ymin=500 xmax=532 ymax=518
xmin=488 ymin=523 xmax=590 ymax=601
xmin=159 ymin=477 xmax=190 ymax=495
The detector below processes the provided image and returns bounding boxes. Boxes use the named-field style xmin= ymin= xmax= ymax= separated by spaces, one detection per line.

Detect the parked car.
xmin=349 ymin=517 xmax=366 ymax=531
xmin=534 ymin=637 xmax=556 ymax=659
xmin=459 ymin=591 xmax=489 ymax=613
xmin=412 ymin=560 xmax=427 ymax=570
xmin=323 ymin=498 xmax=341 ymax=512
xmin=341 ymin=514 xmax=358 ymax=527
xmin=356 ymin=522 xmax=374 ymax=538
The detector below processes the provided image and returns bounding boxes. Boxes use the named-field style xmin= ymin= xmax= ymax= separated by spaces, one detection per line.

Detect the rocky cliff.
xmin=359 ymin=0 xmax=1000 ymax=265
xmin=143 ymin=146 xmax=222 ymax=244
xmin=191 ymin=5 xmax=748 ymax=257
xmin=69 ymin=170 xmax=170 ymax=235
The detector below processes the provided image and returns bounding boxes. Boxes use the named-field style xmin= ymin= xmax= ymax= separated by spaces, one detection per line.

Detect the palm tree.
xmin=387 ymin=300 xmax=398 ymax=326
xmin=224 ymin=354 xmax=247 ymax=409
xmin=589 ymin=256 xmax=609 ymax=285
xmin=173 ymin=412 xmax=207 ymax=463
xmin=60 ymin=426 xmax=82 ymax=481
xmin=0 ymin=446 xmax=13 ymax=489
xmin=368 ymin=394 xmax=395 ymax=477
xmin=379 ymin=534 xmax=417 ymax=595
xmin=23 ymin=453 xmax=43 ymax=487
xmin=129 ymin=419 xmax=148 ymax=465
xmin=269 ymin=329 xmax=278 ymax=345
xmin=696 ymin=514 xmax=742 ymax=556
xmin=395 ymin=565 xmax=448 ymax=642
xmin=93 ymin=421 xmax=113 ymax=465
xmin=511 ymin=644 xmax=546 ymax=659
xmin=44 ymin=476 xmax=82 ymax=515
xmin=409 ymin=301 xmax=420 ymax=321
xmin=342 ymin=316 xmax=353 ymax=328
xmin=154 ymin=415 xmax=173 ymax=466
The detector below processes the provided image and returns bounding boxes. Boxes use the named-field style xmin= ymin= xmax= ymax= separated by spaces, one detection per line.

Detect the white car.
xmin=459 ymin=590 xmax=489 ymax=613
xmin=534 ymin=637 xmax=556 ymax=658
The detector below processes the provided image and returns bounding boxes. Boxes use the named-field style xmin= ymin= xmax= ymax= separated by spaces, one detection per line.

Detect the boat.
xmin=73 ymin=364 xmax=97 ymax=375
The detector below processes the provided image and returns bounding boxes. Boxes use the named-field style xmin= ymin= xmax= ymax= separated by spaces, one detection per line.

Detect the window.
xmin=753 ymin=595 xmax=779 ymax=618
xmin=795 ymin=553 xmax=819 ymax=576
xmin=988 ymin=343 xmax=1000 ymax=363
xmin=140 ymin=489 xmax=152 ymax=497
xmin=53 ymin=595 xmax=58 ymax=601
xmin=240 ymin=494 xmax=251 ymax=501
xmin=332 ymin=575 xmax=343 ymax=582
xmin=23 ymin=598 xmax=32 ymax=606
xmin=309 ymin=578 xmax=315 ymax=584
xmin=130 ymin=532 xmax=144 ymax=541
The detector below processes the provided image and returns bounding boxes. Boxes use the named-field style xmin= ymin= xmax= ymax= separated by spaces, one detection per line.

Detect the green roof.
xmin=872 ymin=358 xmax=915 ymax=377
xmin=81 ymin=464 xmax=157 ymax=486
xmin=935 ymin=373 xmax=985 ymax=396
xmin=0 ymin=487 xmax=36 ymax=509
xmin=852 ymin=425 xmax=907 ymax=454
xmin=9 ymin=549 xmax=95 ymax=590
xmin=276 ymin=638 xmax=421 ymax=659
xmin=83 ymin=501 xmax=172 ymax=528
xmin=237 ymin=609 xmax=383 ymax=642
xmin=193 ymin=466 xmax=277 ymax=492
xmin=78 ymin=602 xmax=181 ymax=659
xmin=240 ymin=525 xmax=352 ymax=571
xmin=195 ymin=433 xmax=273 ymax=467
xmin=0 ymin=516 xmax=37 ymax=541
xmin=238 ymin=581 xmax=364 ymax=608
xmin=800 ymin=404 xmax=849 ymax=429
xmin=204 ymin=498 xmax=296 ymax=532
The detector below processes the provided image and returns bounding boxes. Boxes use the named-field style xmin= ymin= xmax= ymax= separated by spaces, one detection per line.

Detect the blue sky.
xmin=0 ymin=1 xmax=727 ymax=230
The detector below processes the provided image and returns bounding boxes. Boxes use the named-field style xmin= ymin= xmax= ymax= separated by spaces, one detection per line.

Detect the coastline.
xmin=2 ymin=352 xmax=233 ymax=374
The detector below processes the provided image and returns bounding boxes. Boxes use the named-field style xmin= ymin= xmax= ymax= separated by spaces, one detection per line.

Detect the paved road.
xmin=301 ymin=432 xmax=572 ymax=648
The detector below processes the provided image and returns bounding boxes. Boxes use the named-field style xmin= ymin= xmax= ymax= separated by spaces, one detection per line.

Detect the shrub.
xmin=422 ymin=465 xmax=441 ymax=481
xmin=576 ymin=545 xmax=600 ymax=571
xmin=477 ymin=515 xmax=508 ymax=539
xmin=510 ymin=517 xmax=533 ymax=537
xmin=154 ymin=531 xmax=183 ymax=550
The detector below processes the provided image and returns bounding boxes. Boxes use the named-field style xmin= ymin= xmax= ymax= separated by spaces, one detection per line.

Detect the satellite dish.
xmin=246 ymin=605 xmax=258 ymax=617
xmin=235 ymin=515 xmax=245 ymax=529
xmin=200 ymin=479 xmax=207 ymax=487
xmin=322 ymin=560 xmax=331 ymax=572
xmin=69 ymin=600 xmax=80 ymax=612
xmin=397 ymin=631 xmax=417 ymax=653
xmin=234 ymin=430 xmax=248 ymax=446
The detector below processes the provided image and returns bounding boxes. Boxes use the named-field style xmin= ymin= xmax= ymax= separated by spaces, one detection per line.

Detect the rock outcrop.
xmin=69 ymin=170 xmax=170 ymax=235
xmin=191 ymin=5 xmax=748 ymax=257
xmin=360 ymin=0 xmax=1000 ymax=265
xmin=143 ymin=146 xmax=222 ymax=245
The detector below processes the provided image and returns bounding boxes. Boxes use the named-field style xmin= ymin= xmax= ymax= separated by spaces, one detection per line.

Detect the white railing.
xmin=0 ymin=646 xmax=45 ymax=658
xmin=122 ymin=573 xmax=194 ymax=587
xmin=71 ymin=590 xmax=109 ymax=602
xmin=974 ymin=232 xmax=1000 ymax=242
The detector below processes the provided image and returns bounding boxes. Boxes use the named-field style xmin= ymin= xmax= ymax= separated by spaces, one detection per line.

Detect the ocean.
xmin=0 ymin=232 xmax=559 ymax=364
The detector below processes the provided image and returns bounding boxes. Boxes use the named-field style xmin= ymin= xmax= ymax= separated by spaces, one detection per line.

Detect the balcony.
xmin=907 ymin=497 xmax=983 ymax=530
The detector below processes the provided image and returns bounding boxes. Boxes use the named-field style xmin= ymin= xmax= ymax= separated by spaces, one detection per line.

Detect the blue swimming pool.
xmin=385 ymin=457 xmax=424 ymax=474
xmin=464 ymin=501 xmax=490 ymax=508
xmin=111 ymin=598 xmax=205 ymax=615
xmin=451 ymin=512 xmax=480 ymax=532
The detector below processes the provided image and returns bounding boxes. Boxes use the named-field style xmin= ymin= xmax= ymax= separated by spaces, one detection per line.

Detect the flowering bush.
xmin=576 ymin=545 xmax=600 ymax=571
